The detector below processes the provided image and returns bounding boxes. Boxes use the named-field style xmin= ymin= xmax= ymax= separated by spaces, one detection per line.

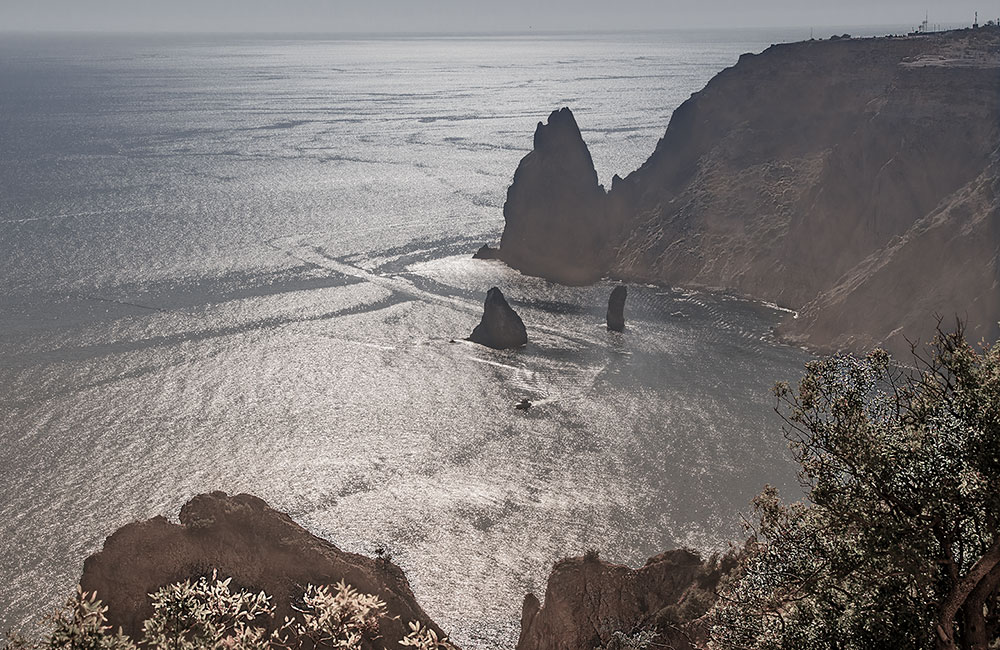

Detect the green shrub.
xmin=4 ymin=587 xmax=136 ymax=650
xmin=5 ymin=575 xmax=455 ymax=650
xmin=141 ymin=572 xmax=273 ymax=650
xmin=709 ymin=325 xmax=1000 ymax=649
xmin=595 ymin=629 xmax=657 ymax=650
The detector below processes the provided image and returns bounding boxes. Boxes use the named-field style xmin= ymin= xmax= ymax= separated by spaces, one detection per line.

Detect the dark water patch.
xmin=2 ymin=267 xmax=363 ymax=338
xmin=362 ymin=236 xmax=489 ymax=275
xmin=514 ymin=298 xmax=594 ymax=317
xmin=140 ymin=268 xmax=364 ymax=311
xmin=3 ymin=292 xmax=411 ymax=376
xmin=255 ymin=119 xmax=312 ymax=130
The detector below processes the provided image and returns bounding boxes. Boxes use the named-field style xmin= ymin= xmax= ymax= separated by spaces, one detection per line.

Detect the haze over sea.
xmin=0 ymin=27 xmax=903 ymax=648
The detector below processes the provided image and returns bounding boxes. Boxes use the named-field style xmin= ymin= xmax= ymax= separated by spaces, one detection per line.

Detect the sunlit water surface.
xmin=0 ymin=28 xmax=907 ymax=648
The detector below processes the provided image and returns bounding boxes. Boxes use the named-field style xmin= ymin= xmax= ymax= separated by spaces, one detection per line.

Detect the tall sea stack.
xmin=499 ymin=107 xmax=610 ymax=285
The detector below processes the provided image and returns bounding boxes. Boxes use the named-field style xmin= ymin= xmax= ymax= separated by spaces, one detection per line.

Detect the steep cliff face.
xmin=516 ymin=550 xmax=731 ymax=650
xmin=80 ymin=492 xmax=451 ymax=647
xmin=779 ymin=152 xmax=1000 ymax=352
xmin=500 ymin=107 xmax=610 ymax=285
xmin=501 ymin=29 xmax=1000 ymax=355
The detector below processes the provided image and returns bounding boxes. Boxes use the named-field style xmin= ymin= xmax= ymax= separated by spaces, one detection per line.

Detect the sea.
xmin=0 ymin=27 xmax=905 ymax=649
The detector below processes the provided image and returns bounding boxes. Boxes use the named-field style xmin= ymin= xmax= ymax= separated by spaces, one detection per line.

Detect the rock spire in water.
xmin=499 ymin=107 xmax=610 ymax=285
xmin=468 ymin=287 xmax=528 ymax=349
xmin=472 ymin=243 xmax=500 ymax=260
xmin=607 ymin=285 xmax=627 ymax=331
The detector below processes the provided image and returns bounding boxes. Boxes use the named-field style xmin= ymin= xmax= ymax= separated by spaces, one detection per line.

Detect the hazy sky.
xmin=0 ymin=0 xmax=988 ymax=33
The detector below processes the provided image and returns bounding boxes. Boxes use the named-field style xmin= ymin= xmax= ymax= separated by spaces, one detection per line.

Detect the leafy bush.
xmin=288 ymin=581 xmax=386 ymax=648
xmin=4 ymin=576 xmax=455 ymax=650
xmin=3 ymin=587 xmax=137 ymax=650
xmin=595 ymin=629 xmax=657 ymax=650
xmin=399 ymin=622 xmax=455 ymax=650
xmin=141 ymin=572 xmax=273 ymax=650
xmin=709 ymin=324 xmax=1000 ymax=649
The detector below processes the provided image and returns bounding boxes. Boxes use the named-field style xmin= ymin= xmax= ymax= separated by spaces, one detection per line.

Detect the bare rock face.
xmin=606 ymin=285 xmax=627 ymax=331
xmin=503 ymin=29 xmax=1000 ymax=356
xmin=499 ymin=107 xmax=610 ymax=285
xmin=469 ymin=286 xmax=528 ymax=349
xmin=516 ymin=550 xmax=731 ymax=650
xmin=779 ymin=150 xmax=1000 ymax=353
xmin=472 ymin=243 xmax=500 ymax=260
xmin=79 ymin=492 xmax=451 ymax=647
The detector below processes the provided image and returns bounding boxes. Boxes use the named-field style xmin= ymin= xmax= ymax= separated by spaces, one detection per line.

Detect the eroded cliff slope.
xmin=500 ymin=28 xmax=1000 ymax=355
xmin=516 ymin=550 xmax=730 ymax=650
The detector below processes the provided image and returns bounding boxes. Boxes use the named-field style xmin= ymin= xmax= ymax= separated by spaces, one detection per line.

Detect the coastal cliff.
xmin=499 ymin=28 xmax=1000 ymax=355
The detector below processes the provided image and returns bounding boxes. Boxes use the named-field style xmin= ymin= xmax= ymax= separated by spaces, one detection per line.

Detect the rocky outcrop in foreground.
xmin=606 ymin=285 xmax=627 ymax=331
xmin=469 ymin=287 xmax=528 ymax=349
xmin=80 ymin=492 xmax=450 ymax=646
xmin=498 ymin=28 xmax=1000 ymax=356
xmin=516 ymin=550 xmax=731 ymax=650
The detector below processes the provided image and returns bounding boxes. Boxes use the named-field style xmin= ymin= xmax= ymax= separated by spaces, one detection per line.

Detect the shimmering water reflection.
xmin=1 ymin=247 xmax=809 ymax=647
xmin=0 ymin=32 xmax=825 ymax=648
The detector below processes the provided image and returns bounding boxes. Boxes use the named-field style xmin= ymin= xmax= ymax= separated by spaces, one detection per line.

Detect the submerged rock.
xmin=472 ymin=243 xmax=501 ymax=259
xmin=80 ymin=492 xmax=451 ymax=646
xmin=499 ymin=107 xmax=610 ymax=285
xmin=606 ymin=285 xmax=627 ymax=331
xmin=469 ymin=287 xmax=528 ymax=349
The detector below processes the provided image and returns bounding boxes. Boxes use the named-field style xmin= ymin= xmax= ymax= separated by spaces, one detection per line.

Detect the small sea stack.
xmin=606 ymin=285 xmax=627 ymax=331
xmin=472 ymin=244 xmax=500 ymax=260
xmin=469 ymin=287 xmax=528 ymax=349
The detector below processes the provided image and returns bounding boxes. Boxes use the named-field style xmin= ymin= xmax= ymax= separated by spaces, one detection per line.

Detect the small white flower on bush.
xmin=4 ymin=574 xmax=452 ymax=650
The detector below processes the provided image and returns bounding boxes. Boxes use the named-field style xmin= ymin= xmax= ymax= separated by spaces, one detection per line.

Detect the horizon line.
xmin=0 ymin=22 xmax=975 ymax=39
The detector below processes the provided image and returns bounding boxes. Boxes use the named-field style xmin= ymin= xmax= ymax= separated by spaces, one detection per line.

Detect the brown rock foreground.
xmin=516 ymin=550 xmax=731 ymax=650
xmin=80 ymin=492 xmax=451 ymax=647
